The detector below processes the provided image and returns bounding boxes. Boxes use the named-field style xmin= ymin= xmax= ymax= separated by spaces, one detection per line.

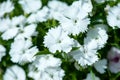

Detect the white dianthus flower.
xmin=0 ymin=15 xmax=31 ymax=40
xmin=9 ymin=37 xmax=39 ymax=64
xmin=1 ymin=27 xmax=19 ymax=40
xmin=94 ymin=59 xmax=107 ymax=74
xmin=59 ymin=1 xmax=90 ymax=35
xmin=43 ymin=26 xmax=74 ymax=53
xmin=16 ymin=24 xmax=37 ymax=38
xmin=84 ymin=72 xmax=100 ymax=80
xmin=84 ymin=24 xmax=108 ymax=49
xmin=0 ymin=17 xmax=11 ymax=32
xmin=0 ymin=0 xmax=14 ymax=17
xmin=106 ymin=3 xmax=120 ymax=29
xmin=27 ymin=6 xmax=49 ymax=23
xmin=74 ymin=0 xmax=93 ymax=13
xmin=11 ymin=15 xmax=26 ymax=26
xmin=32 ymin=54 xmax=62 ymax=71
xmin=19 ymin=0 xmax=42 ymax=14
xmin=0 ymin=45 xmax=6 ymax=62
xmin=60 ymin=16 xmax=90 ymax=35
xmin=1 ymin=20 xmax=37 ymax=40
xmin=3 ymin=65 xmax=26 ymax=80
xmin=47 ymin=0 xmax=69 ymax=20
xmin=28 ymin=54 xmax=65 ymax=80
xmin=70 ymin=39 xmax=99 ymax=66
xmin=28 ymin=67 xmax=65 ymax=80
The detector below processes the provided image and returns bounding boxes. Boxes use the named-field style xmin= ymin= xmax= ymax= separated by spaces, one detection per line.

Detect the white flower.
xmin=47 ymin=0 xmax=69 ymax=20
xmin=94 ymin=59 xmax=107 ymax=74
xmin=1 ymin=23 xmax=37 ymax=40
xmin=28 ymin=67 xmax=65 ymax=80
xmin=43 ymin=26 xmax=74 ymax=53
xmin=70 ymin=39 xmax=99 ymax=66
xmin=107 ymin=47 xmax=120 ymax=73
xmin=1 ymin=27 xmax=19 ymax=40
xmin=60 ymin=16 xmax=90 ymax=35
xmin=74 ymin=0 xmax=93 ymax=13
xmin=11 ymin=15 xmax=26 ymax=26
xmin=0 ymin=45 xmax=6 ymax=62
xmin=27 ymin=6 xmax=49 ymax=23
xmin=28 ymin=54 xmax=65 ymax=80
xmin=59 ymin=1 xmax=90 ymax=35
xmin=84 ymin=24 xmax=108 ymax=49
xmin=3 ymin=65 xmax=26 ymax=80
xmin=16 ymin=24 xmax=37 ymax=38
xmin=0 ymin=17 xmax=11 ymax=32
xmin=107 ymin=3 xmax=120 ymax=29
xmin=19 ymin=0 xmax=42 ymax=14
xmin=0 ymin=0 xmax=14 ymax=17
xmin=9 ymin=37 xmax=38 ymax=64
xmin=84 ymin=72 xmax=100 ymax=80
xmin=0 ymin=15 xmax=28 ymax=40
xmin=31 ymin=54 xmax=62 ymax=71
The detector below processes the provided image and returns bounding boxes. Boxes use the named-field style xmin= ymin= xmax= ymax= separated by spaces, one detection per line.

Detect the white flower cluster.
xmin=28 ymin=54 xmax=65 ymax=80
xmin=0 ymin=0 xmax=120 ymax=80
xmin=67 ymin=24 xmax=108 ymax=66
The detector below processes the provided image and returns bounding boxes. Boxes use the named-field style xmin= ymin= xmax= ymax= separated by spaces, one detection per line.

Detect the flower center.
xmin=112 ymin=56 xmax=119 ymax=63
xmin=57 ymin=40 xmax=61 ymax=43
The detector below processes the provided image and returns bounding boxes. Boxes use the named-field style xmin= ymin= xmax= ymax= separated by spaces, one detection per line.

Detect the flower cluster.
xmin=0 ymin=0 xmax=120 ymax=80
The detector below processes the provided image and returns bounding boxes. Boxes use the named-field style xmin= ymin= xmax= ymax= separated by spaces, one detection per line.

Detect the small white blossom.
xmin=0 ymin=15 xmax=28 ymax=40
xmin=1 ymin=22 xmax=37 ymax=40
xmin=74 ymin=0 xmax=93 ymax=13
xmin=3 ymin=65 xmax=26 ymax=80
xmin=0 ymin=17 xmax=11 ymax=32
xmin=28 ymin=54 xmax=65 ymax=80
xmin=19 ymin=0 xmax=42 ymax=14
xmin=27 ymin=6 xmax=49 ymax=23
xmin=17 ymin=24 xmax=37 ymax=38
xmin=0 ymin=45 xmax=6 ymax=62
xmin=59 ymin=1 xmax=90 ymax=35
xmin=43 ymin=26 xmax=74 ymax=53
xmin=70 ymin=39 xmax=99 ymax=66
xmin=1 ymin=27 xmax=19 ymax=40
xmin=9 ymin=37 xmax=38 ymax=64
xmin=32 ymin=54 xmax=62 ymax=71
xmin=107 ymin=3 xmax=120 ymax=29
xmin=11 ymin=15 xmax=26 ymax=26
xmin=60 ymin=15 xmax=90 ymax=35
xmin=0 ymin=0 xmax=14 ymax=17
xmin=84 ymin=72 xmax=100 ymax=80
xmin=47 ymin=0 xmax=69 ymax=20
xmin=94 ymin=59 xmax=107 ymax=74
xmin=28 ymin=67 xmax=65 ymax=80
xmin=84 ymin=24 xmax=108 ymax=49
